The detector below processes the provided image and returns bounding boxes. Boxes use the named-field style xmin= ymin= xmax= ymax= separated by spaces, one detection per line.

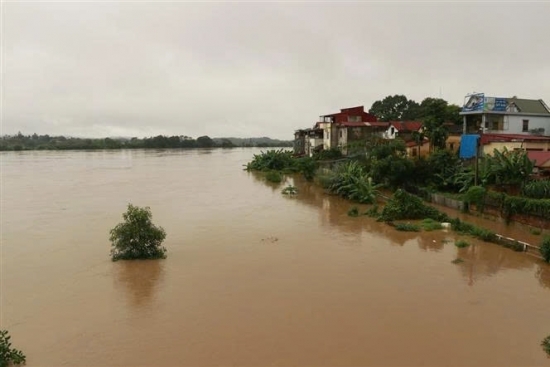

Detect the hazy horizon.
xmin=3 ymin=2 xmax=550 ymax=140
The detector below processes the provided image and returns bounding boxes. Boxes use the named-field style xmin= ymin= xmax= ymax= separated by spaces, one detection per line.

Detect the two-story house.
xmin=316 ymin=106 xmax=382 ymax=153
xmin=460 ymin=93 xmax=550 ymax=135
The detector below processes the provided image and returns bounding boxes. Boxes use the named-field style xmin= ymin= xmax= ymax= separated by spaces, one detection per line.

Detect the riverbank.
xmin=246 ymin=149 xmax=550 ymax=261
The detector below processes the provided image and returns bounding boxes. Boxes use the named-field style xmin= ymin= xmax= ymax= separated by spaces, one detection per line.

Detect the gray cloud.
xmin=3 ymin=1 xmax=550 ymax=139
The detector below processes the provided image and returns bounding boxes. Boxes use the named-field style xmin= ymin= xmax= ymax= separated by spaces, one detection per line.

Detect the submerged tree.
xmin=0 ymin=330 xmax=26 ymax=367
xmin=110 ymin=204 xmax=167 ymax=261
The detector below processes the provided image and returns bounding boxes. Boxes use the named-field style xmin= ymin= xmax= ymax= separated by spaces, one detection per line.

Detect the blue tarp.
xmin=459 ymin=134 xmax=480 ymax=159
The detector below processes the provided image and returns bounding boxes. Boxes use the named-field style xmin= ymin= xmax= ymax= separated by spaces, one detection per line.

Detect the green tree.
xmin=0 ymin=330 xmax=26 ymax=367
xmin=196 ymin=135 xmax=214 ymax=148
xmin=220 ymin=139 xmax=236 ymax=148
xmin=419 ymin=98 xmax=450 ymax=151
xmin=110 ymin=204 xmax=167 ymax=261
xmin=485 ymin=147 xmax=534 ymax=190
xmin=368 ymin=95 xmax=421 ymax=121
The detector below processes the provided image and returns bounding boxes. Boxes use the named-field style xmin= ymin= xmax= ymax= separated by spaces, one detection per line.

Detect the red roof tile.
xmin=527 ymin=151 xmax=550 ymax=167
xmin=389 ymin=121 xmax=423 ymax=131
xmin=481 ymin=133 xmax=550 ymax=145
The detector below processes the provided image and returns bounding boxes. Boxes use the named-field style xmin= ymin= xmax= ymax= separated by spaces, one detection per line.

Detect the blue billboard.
xmin=462 ymin=93 xmax=509 ymax=112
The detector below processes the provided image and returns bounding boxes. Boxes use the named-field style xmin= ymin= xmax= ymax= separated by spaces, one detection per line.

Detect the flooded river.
xmin=2 ymin=149 xmax=550 ymax=366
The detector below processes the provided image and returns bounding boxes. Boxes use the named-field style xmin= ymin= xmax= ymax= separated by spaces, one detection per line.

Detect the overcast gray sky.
xmin=2 ymin=1 xmax=550 ymax=139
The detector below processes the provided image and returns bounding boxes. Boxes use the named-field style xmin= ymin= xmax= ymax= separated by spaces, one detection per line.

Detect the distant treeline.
xmin=0 ymin=133 xmax=293 ymax=151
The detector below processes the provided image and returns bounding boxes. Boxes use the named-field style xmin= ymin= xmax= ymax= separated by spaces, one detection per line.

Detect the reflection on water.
xmin=114 ymin=260 xmax=165 ymax=309
xmin=3 ymin=149 xmax=550 ymax=367
xmin=537 ymin=263 xmax=550 ymax=289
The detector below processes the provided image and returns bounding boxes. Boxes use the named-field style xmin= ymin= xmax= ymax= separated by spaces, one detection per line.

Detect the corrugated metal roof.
xmin=509 ymin=98 xmax=550 ymax=115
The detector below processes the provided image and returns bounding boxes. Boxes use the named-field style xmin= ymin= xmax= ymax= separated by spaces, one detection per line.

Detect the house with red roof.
xmin=383 ymin=121 xmax=424 ymax=140
xmin=316 ymin=106 xmax=387 ymax=153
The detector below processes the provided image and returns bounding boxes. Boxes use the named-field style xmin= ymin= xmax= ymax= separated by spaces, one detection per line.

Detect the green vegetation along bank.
xmin=245 ymin=145 xmax=550 ymax=262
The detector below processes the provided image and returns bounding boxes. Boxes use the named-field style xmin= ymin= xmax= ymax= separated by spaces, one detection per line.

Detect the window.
xmin=523 ymin=119 xmax=529 ymax=132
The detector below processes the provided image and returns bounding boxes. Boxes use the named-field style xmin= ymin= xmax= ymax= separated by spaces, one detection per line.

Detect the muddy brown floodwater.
xmin=2 ymin=149 xmax=550 ymax=366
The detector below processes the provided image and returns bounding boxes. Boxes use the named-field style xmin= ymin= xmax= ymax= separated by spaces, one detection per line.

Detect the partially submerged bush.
xmin=0 ymin=330 xmax=26 ymax=367
xmin=281 ymin=185 xmax=298 ymax=195
xmin=110 ymin=204 xmax=167 ymax=261
xmin=451 ymin=258 xmax=464 ymax=264
xmin=379 ymin=189 xmax=447 ymax=222
xmin=394 ymin=222 xmax=421 ymax=232
xmin=541 ymin=236 xmax=550 ymax=263
xmin=246 ymin=149 xmax=295 ymax=171
xmin=455 ymin=239 xmax=470 ymax=248
xmin=348 ymin=206 xmax=360 ymax=217
xmin=245 ymin=150 xmax=317 ymax=181
xmin=325 ymin=161 xmax=379 ymax=204
xmin=265 ymin=171 xmax=283 ymax=183
xmin=365 ymin=205 xmax=380 ymax=218
xmin=542 ymin=335 xmax=550 ymax=356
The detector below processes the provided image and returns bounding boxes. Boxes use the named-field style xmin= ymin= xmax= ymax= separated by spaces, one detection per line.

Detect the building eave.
xmin=460 ymin=111 xmax=550 ymax=117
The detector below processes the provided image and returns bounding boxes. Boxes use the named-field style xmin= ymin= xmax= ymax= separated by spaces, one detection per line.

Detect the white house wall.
xmin=502 ymin=115 xmax=550 ymax=135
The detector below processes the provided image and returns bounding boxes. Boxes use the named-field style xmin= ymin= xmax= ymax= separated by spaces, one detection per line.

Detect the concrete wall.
xmin=307 ymin=138 xmax=323 ymax=157
xmin=504 ymin=115 xmax=550 ymax=135
xmin=482 ymin=141 xmax=550 ymax=155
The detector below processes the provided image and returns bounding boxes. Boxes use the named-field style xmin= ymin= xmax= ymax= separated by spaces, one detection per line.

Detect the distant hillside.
xmin=213 ymin=137 xmax=293 ymax=147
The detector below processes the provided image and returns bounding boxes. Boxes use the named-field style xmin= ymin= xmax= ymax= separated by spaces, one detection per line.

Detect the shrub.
xmin=245 ymin=149 xmax=295 ymax=171
xmin=522 ymin=180 xmax=550 ymax=199
xmin=281 ymin=185 xmax=298 ymax=195
xmin=421 ymin=218 xmax=443 ymax=231
xmin=365 ymin=205 xmax=380 ymax=218
xmin=245 ymin=150 xmax=318 ymax=181
xmin=394 ymin=222 xmax=421 ymax=232
xmin=325 ymin=161 xmax=379 ymax=204
xmin=542 ymin=335 xmax=550 ymax=356
xmin=379 ymin=189 xmax=448 ymax=222
xmin=463 ymin=185 xmax=487 ymax=212
xmin=541 ymin=236 xmax=550 ymax=263
xmin=455 ymin=239 xmax=470 ymax=248
xmin=530 ymin=228 xmax=542 ymax=235
xmin=110 ymin=204 xmax=167 ymax=261
xmin=348 ymin=206 xmax=360 ymax=217
xmin=0 ymin=330 xmax=26 ymax=367
xmin=470 ymin=227 xmax=497 ymax=242
xmin=314 ymin=148 xmax=343 ymax=161
xmin=265 ymin=171 xmax=283 ymax=183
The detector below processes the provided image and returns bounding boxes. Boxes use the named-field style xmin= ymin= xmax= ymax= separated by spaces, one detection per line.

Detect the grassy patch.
xmin=455 ymin=239 xmax=470 ymax=248
xmin=394 ymin=222 xmax=421 ymax=232
xmin=530 ymin=227 xmax=542 ymax=235
xmin=420 ymin=218 xmax=443 ymax=231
